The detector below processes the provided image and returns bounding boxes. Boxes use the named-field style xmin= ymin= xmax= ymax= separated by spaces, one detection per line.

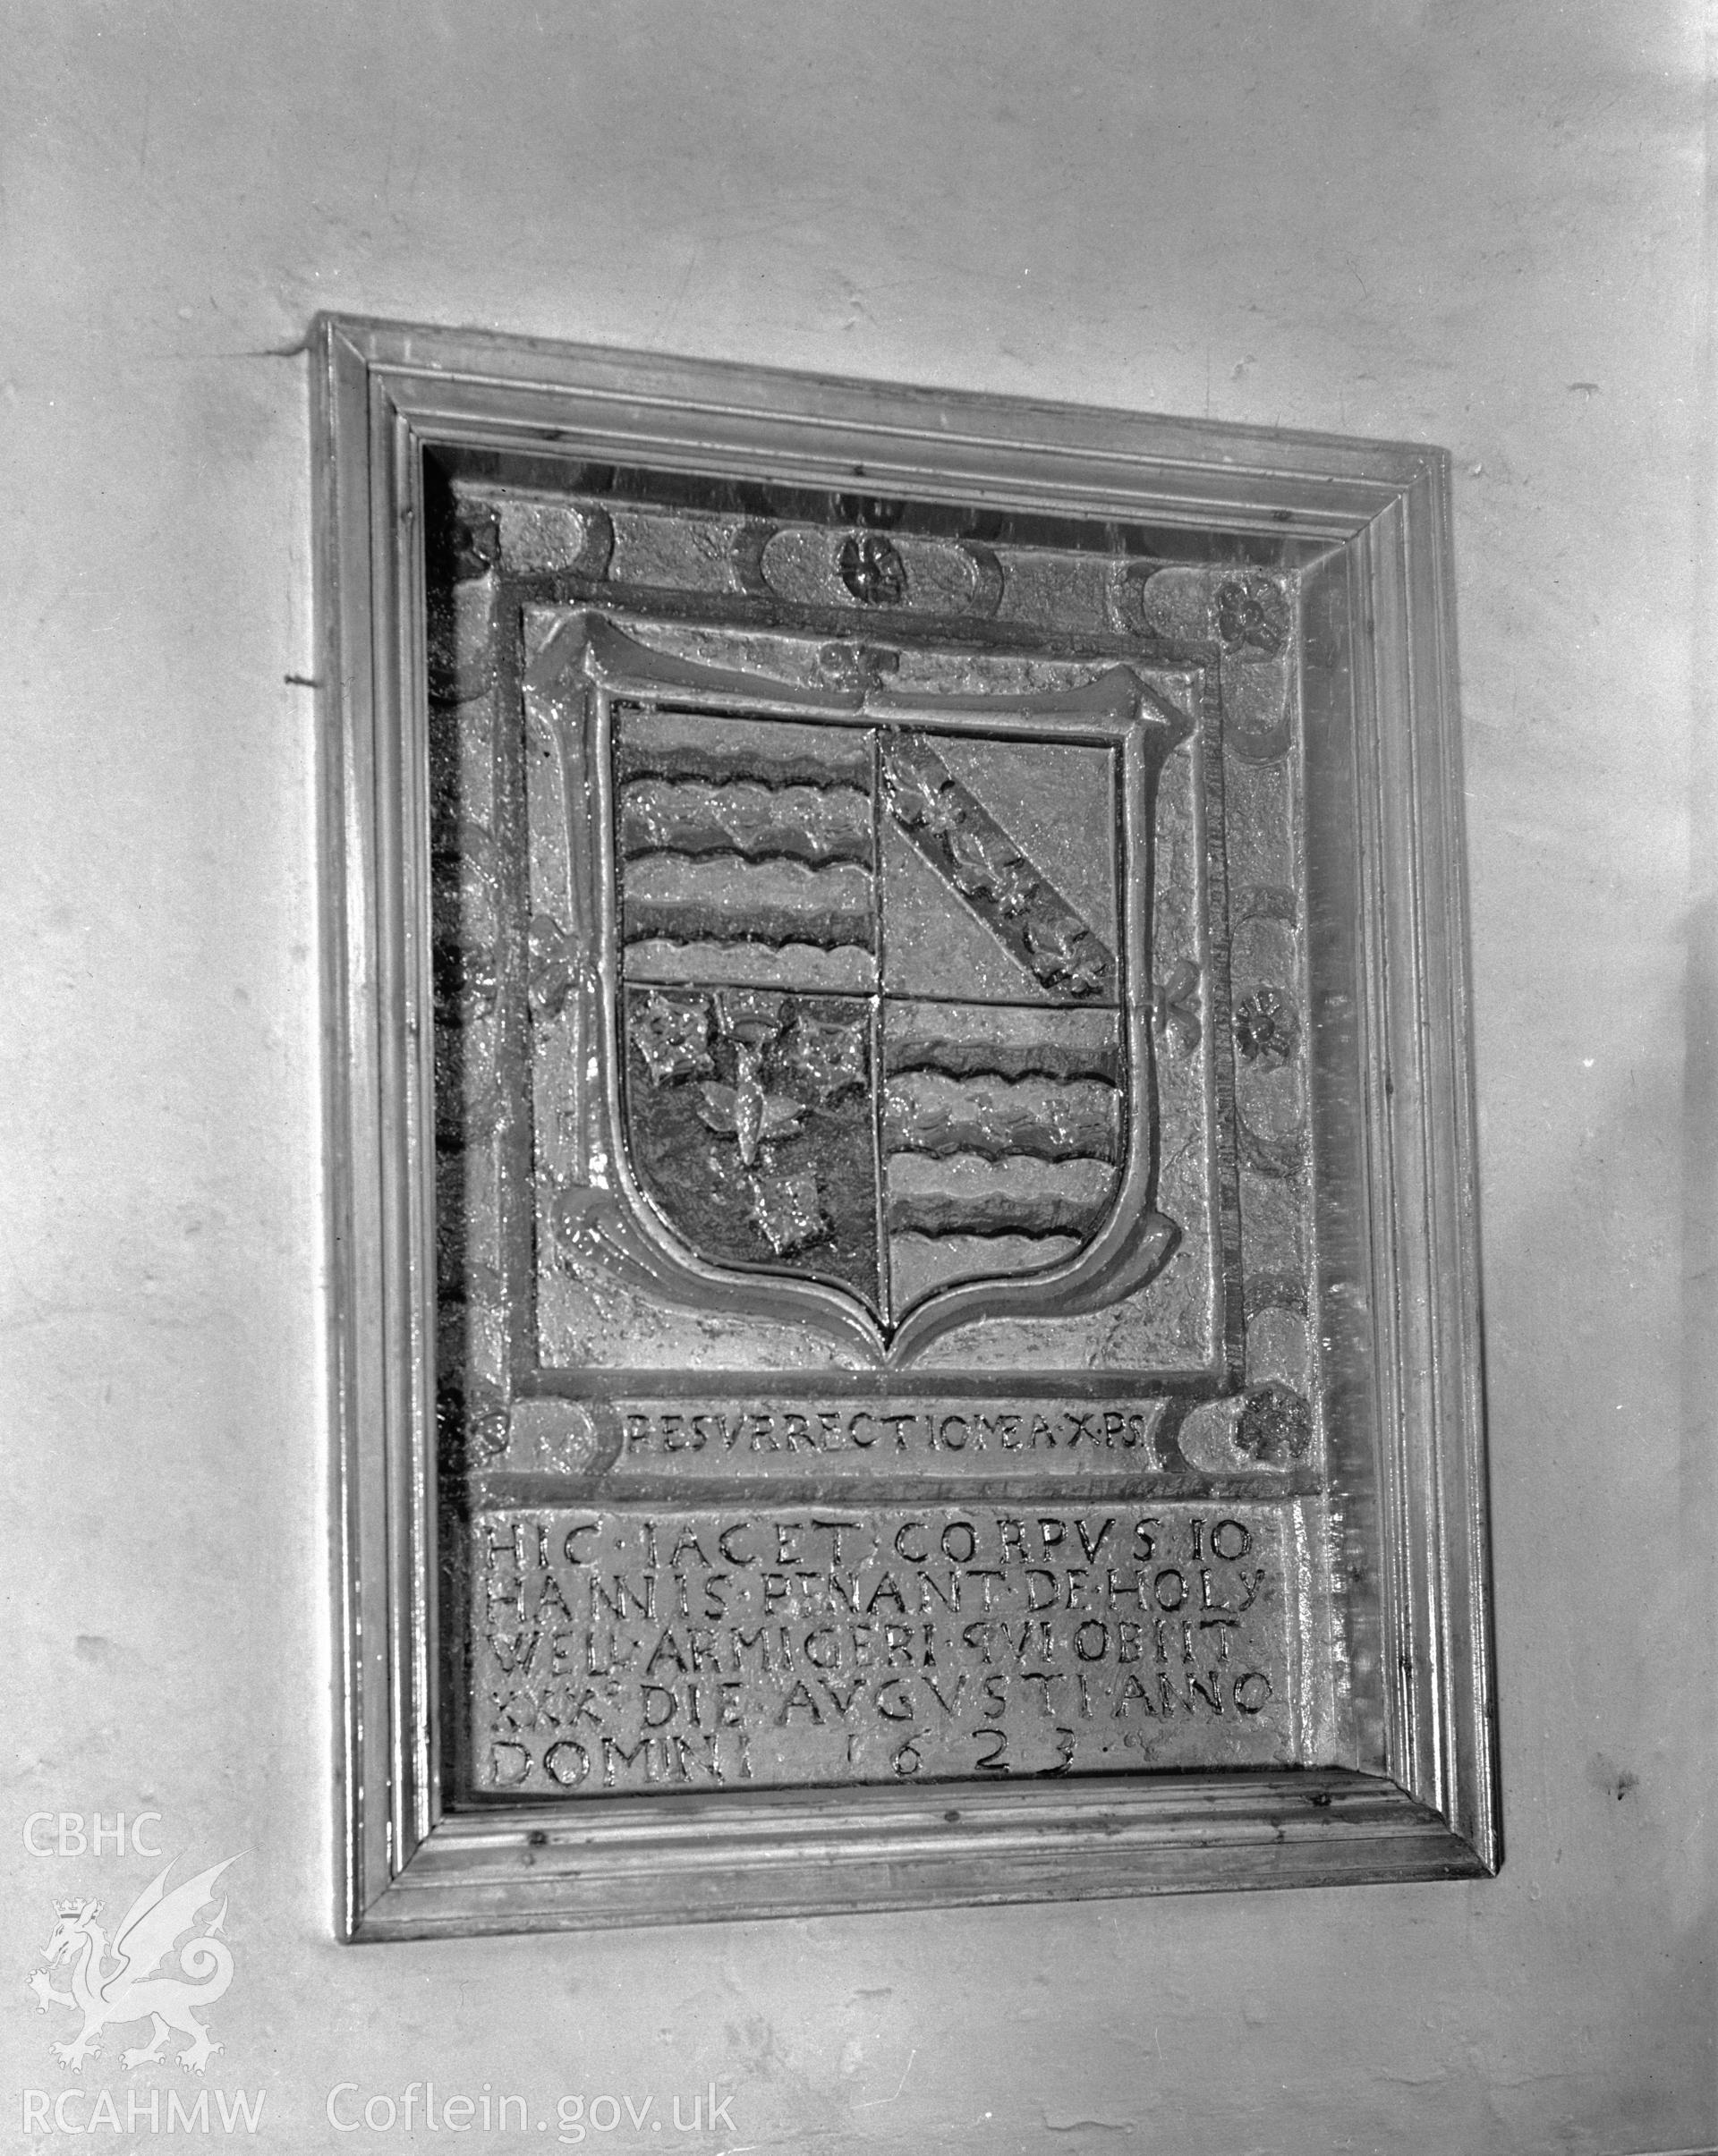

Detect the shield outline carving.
xmin=528 ymin=614 xmax=1190 ymax=1365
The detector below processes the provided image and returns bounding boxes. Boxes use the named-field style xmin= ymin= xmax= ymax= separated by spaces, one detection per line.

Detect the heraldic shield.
xmin=542 ymin=620 xmax=1189 ymax=1364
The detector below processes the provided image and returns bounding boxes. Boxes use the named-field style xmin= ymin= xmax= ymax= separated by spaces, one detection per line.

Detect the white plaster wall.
xmin=3 ymin=4 xmax=1711 ymax=2151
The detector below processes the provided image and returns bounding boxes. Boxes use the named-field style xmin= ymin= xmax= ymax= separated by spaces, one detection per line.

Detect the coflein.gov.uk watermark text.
xmin=327 ymin=2083 xmax=737 ymax=2141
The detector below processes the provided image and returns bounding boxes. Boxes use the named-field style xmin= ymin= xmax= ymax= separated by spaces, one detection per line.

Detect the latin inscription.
xmin=469 ymin=1505 xmax=1293 ymax=1795
xmin=617 ymin=1398 xmax=1169 ymax=1460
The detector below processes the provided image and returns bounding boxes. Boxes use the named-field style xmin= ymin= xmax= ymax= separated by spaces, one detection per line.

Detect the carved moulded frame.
xmin=313 ymin=314 xmax=1498 ymax=1940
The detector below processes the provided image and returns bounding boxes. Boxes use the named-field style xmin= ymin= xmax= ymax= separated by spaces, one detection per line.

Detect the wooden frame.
xmin=313 ymin=314 xmax=1498 ymax=1940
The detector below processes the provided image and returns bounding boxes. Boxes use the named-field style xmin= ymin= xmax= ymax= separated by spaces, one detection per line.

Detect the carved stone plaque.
xmin=319 ymin=319 xmax=1495 ymax=1935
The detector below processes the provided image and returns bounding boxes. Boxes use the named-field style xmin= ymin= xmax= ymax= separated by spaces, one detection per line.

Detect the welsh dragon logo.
xmin=27 ymin=1857 xmax=236 ymax=2074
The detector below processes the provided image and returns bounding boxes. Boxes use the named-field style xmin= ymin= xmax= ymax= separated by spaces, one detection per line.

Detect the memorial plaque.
xmin=318 ymin=319 xmax=1497 ymax=1936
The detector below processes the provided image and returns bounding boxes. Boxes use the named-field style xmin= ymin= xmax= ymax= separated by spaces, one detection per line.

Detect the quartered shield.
xmin=541 ymin=620 xmax=1187 ymax=1362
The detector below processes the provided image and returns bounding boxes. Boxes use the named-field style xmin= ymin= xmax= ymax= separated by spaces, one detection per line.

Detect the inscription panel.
xmin=428 ymin=468 xmax=1341 ymax=1814
xmin=495 ymin=1390 xmax=1321 ymax=1487
xmin=466 ymin=1504 xmax=1301 ymax=1795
